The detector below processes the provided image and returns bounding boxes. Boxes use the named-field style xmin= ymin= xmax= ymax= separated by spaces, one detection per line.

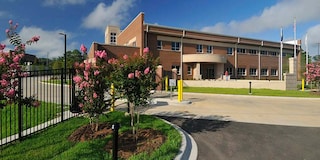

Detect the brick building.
xmin=88 ymin=12 xmax=301 ymax=81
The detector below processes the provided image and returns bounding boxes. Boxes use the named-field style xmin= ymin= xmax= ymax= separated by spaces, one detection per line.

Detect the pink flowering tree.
xmin=73 ymin=45 xmax=113 ymax=130
xmin=111 ymin=47 xmax=158 ymax=134
xmin=0 ymin=20 xmax=40 ymax=108
xmin=305 ymin=63 xmax=320 ymax=90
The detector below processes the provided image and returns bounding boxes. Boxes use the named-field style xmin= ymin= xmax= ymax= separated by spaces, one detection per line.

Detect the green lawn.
xmin=1 ymin=102 xmax=61 ymax=137
xmin=183 ymin=87 xmax=320 ymax=98
xmin=0 ymin=111 xmax=181 ymax=160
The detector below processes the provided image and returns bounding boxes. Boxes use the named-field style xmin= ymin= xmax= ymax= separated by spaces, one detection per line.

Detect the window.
xmin=207 ymin=45 xmax=213 ymax=53
xmin=237 ymin=48 xmax=246 ymax=54
xmin=132 ymin=41 xmax=136 ymax=47
xmin=261 ymin=68 xmax=268 ymax=76
xmin=261 ymin=50 xmax=268 ymax=55
xmin=157 ymin=40 xmax=162 ymax=49
xmin=227 ymin=48 xmax=233 ymax=55
xmin=269 ymin=51 xmax=277 ymax=56
xmin=249 ymin=68 xmax=257 ymax=76
xmin=172 ymin=65 xmax=180 ymax=75
xmin=271 ymin=69 xmax=278 ymax=76
xmin=237 ymin=68 xmax=246 ymax=76
xmin=196 ymin=44 xmax=203 ymax=53
xmin=110 ymin=32 xmax=116 ymax=44
xmin=248 ymin=49 xmax=257 ymax=55
xmin=226 ymin=67 xmax=233 ymax=75
xmin=171 ymin=42 xmax=180 ymax=51
xmin=187 ymin=66 xmax=192 ymax=75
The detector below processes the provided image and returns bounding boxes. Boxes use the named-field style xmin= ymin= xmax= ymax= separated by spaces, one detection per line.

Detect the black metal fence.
xmin=0 ymin=68 xmax=79 ymax=147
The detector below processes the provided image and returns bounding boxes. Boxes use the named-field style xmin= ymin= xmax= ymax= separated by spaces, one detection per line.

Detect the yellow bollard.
xmin=180 ymin=79 xmax=183 ymax=101
xmin=302 ymin=79 xmax=305 ymax=91
xmin=110 ymin=83 xmax=115 ymax=111
xmin=178 ymin=80 xmax=181 ymax=102
xmin=165 ymin=76 xmax=168 ymax=92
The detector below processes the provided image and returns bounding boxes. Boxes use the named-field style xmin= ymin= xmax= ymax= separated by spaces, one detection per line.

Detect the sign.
xmin=169 ymin=79 xmax=176 ymax=87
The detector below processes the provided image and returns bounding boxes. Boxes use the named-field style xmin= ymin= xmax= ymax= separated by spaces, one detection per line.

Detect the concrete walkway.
xmin=146 ymin=92 xmax=320 ymax=127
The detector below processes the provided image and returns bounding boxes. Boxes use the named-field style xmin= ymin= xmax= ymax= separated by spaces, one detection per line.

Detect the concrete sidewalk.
xmin=145 ymin=92 xmax=320 ymax=127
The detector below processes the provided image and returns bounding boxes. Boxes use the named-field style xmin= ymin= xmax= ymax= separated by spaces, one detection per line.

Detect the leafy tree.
xmin=305 ymin=62 xmax=320 ymax=90
xmin=313 ymin=55 xmax=320 ymax=62
xmin=110 ymin=47 xmax=159 ymax=135
xmin=51 ymin=49 xmax=85 ymax=69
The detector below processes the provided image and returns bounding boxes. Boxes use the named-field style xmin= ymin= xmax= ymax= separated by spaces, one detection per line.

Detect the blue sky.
xmin=1 ymin=0 xmax=320 ymax=58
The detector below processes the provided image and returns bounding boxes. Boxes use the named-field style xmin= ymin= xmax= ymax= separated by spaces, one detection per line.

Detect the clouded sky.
xmin=1 ymin=0 xmax=320 ymax=58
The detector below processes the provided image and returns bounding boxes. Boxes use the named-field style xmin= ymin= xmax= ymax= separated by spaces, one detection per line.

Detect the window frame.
xmin=227 ymin=48 xmax=233 ymax=55
xmin=249 ymin=68 xmax=257 ymax=76
xmin=237 ymin=68 xmax=246 ymax=76
xmin=261 ymin=68 xmax=268 ymax=76
xmin=171 ymin=42 xmax=181 ymax=51
xmin=157 ymin=40 xmax=162 ymax=49
xmin=196 ymin=44 xmax=203 ymax=53
xmin=207 ymin=45 xmax=213 ymax=54
xmin=110 ymin=32 xmax=117 ymax=44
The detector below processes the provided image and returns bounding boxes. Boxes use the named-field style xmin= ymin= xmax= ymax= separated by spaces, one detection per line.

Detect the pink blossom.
xmin=143 ymin=47 xmax=149 ymax=53
xmin=73 ymin=76 xmax=82 ymax=84
xmin=6 ymin=88 xmax=15 ymax=98
xmin=80 ymin=44 xmax=87 ymax=53
xmin=123 ymin=54 xmax=128 ymax=60
xmin=83 ymin=71 xmax=89 ymax=80
xmin=5 ymin=29 xmax=9 ymax=34
xmin=0 ymin=44 xmax=5 ymax=50
xmin=95 ymin=50 xmax=107 ymax=59
xmin=0 ymin=57 xmax=6 ymax=64
xmin=0 ymin=80 xmax=9 ymax=87
xmin=13 ymin=55 xmax=20 ymax=63
xmin=1 ymin=74 xmax=8 ymax=79
xmin=144 ymin=67 xmax=150 ymax=74
xmin=135 ymin=70 xmax=141 ymax=78
xmin=31 ymin=36 xmax=40 ymax=42
xmin=9 ymin=20 xmax=12 ymax=24
xmin=94 ymin=70 xmax=100 ymax=76
xmin=93 ymin=92 xmax=98 ymax=98
xmin=128 ymin=73 xmax=134 ymax=79
xmin=79 ymin=103 xmax=84 ymax=108
xmin=85 ymin=62 xmax=91 ymax=71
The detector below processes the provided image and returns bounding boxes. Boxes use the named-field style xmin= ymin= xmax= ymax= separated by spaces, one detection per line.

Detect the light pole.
xmin=59 ymin=33 xmax=67 ymax=83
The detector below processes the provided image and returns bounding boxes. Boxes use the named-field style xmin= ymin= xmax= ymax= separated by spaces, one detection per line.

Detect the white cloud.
xmin=201 ymin=0 xmax=320 ymax=35
xmin=1 ymin=26 xmax=78 ymax=58
xmin=304 ymin=25 xmax=320 ymax=56
xmin=43 ymin=0 xmax=87 ymax=6
xmin=82 ymin=0 xmax=136 ymax=30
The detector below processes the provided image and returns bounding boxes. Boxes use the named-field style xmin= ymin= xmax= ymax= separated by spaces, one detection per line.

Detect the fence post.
xmin=61 ymin=68 xmax=64 ymax=122
xmin=18 ymin=76 xmax=23 ymax=140
xmin=112 ymin=123 xmax=120 ymax=160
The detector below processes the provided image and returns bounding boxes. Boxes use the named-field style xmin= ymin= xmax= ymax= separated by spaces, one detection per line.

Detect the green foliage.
xmin=0 ymin=111 xmax=181 ymax=160
xmin=111 ymin=50 xmax=159 ymax=107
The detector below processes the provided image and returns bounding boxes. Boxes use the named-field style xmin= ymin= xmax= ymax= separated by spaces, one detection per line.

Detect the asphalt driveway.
xmin=160 ymin=116 xmax=320 ymax=160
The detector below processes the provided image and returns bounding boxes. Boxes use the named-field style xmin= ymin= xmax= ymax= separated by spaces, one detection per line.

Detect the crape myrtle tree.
xmin=305 ymin=63 xmax=320 ymax=90
xmin=0 ymin=20 xmax=40 ymax=108
xmin=73 ymin=44 xmax=114 ymax=131
xmin=111 ymin=47 xmax=159 ymax=135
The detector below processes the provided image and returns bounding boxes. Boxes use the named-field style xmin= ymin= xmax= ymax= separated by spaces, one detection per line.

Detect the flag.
xmin=280 ymin=27 xmax=283 ymax=42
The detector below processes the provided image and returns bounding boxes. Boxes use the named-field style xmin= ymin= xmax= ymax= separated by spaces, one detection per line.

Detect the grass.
xmin=1 ymin=102 xmax=61 ymax=137
xmin=0 ymin=111 xmax=182 ymax=160
xmin=183 ymin=87 xmax=320 ymax=98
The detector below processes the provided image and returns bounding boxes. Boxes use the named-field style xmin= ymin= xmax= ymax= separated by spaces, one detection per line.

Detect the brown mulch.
xmin=68 ymin=123 xmax=166 ymax=159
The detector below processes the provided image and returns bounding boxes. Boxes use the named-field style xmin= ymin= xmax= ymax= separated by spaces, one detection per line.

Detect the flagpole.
xmin=279 ymin=27 xmax=283 ymax=81
xmin=305 ymin=34 xmax=308 ymax=85
xmin=294 ymin=17 xmax=297 ymax=59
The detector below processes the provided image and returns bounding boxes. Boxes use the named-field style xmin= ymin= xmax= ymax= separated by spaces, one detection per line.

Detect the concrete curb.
xmin=160 ymin=118 xmax=198 ymax=160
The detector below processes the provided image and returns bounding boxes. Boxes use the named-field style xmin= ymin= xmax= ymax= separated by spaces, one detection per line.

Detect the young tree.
xmin=73 ymin=45 xmax=113 ymax=131
xmin=0 ymin=20 xmax=40 ymax=108
xmin=305 ymin=63 xmax=320 ymax=90
xmin=111 ymin=47 xmax=158 ymax=134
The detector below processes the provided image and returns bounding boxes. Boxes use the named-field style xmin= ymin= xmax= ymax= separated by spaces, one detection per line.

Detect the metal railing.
xmin=0 ymin=68 xmax=79 ymax=147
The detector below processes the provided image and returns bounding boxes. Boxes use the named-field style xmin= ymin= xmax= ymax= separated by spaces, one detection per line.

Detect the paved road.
xmin=143 ymin=93 xmax=320 ymax=160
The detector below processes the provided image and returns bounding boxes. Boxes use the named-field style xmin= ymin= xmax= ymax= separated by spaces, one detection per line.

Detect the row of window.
xmin=230 ymin=68 xmax=278 ymax=76
xmin=158 ymin=41 xmax=213 ymax=53
xmin=157 ymin=40 xmax=289 ymax=56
